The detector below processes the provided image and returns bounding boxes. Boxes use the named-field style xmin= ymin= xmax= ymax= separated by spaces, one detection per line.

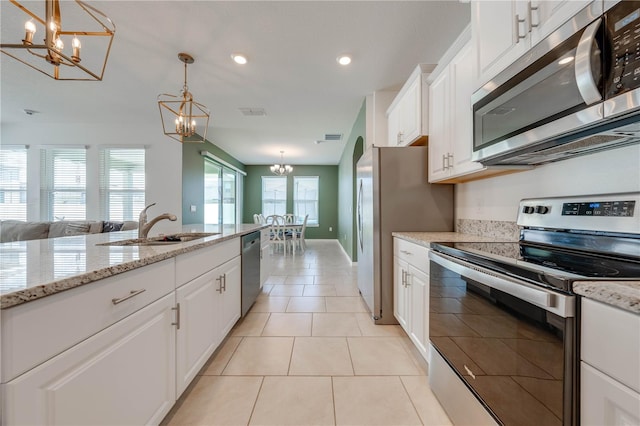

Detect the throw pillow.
xmin=65 ymin=222 xmax=91 ymax=236
xmin=102 ymin=221 xmax=124 ymax=232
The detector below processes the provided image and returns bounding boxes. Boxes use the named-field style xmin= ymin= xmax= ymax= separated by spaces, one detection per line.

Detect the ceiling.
xmin=1 ymin=1 xmax=471 ymax=165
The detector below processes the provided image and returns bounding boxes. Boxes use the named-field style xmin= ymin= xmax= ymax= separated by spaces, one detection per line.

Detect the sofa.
xmin=0 ymin=220 xmax=138 ymax=243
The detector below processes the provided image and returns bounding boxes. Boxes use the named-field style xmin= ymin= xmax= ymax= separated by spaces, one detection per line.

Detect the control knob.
xmin=522 ymin=206 xmax=535 ymax=214
xmin=535 ymin=205 xmax=550 ymax=214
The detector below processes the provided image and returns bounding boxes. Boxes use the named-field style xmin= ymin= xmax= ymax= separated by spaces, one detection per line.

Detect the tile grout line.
xmin=398 ymin=375 xmax=426 ymax=426
xmin=246 ymin=375 xmax=265 ymax=426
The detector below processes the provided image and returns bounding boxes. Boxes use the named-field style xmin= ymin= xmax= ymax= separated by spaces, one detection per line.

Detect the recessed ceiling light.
xmin=231 ymin=53 xmax=248 ymax=65
xmin=337 ymin=55 xmax=352 ymax=66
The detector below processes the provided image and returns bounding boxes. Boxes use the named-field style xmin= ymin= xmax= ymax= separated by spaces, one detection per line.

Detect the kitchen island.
xmin=0 ymin=223 xmax=265 ymax=425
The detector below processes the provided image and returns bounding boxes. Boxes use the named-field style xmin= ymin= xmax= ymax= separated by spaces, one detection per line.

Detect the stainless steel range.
xmin=428 ymin=193 xmax=640 ymax=426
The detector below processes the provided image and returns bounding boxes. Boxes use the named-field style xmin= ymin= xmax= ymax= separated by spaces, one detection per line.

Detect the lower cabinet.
xmin=260 ymin=228 xmax=271 ymax=287
xmin=3 ymin=293 xmax=177 ymax=425
xmin=393 ymin=237 xmax=430 ymax=362
xmin=580 ymin=297 xmax=640 ymax=425
xmin=176 ymin=256 xmax=241 ymax=397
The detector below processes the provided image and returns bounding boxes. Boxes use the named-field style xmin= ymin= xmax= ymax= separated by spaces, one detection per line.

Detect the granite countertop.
xmin=0 ymin=224 xmax=266 ymax=310
xmin=392 ymin=231 xmax=512 ymax=248
xmin=573 ymin=281 xmax=640 ymax=314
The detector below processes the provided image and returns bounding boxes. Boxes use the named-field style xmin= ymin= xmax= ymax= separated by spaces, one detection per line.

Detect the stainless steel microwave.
xmin=472 ymin=1 xmax=640 ymax=165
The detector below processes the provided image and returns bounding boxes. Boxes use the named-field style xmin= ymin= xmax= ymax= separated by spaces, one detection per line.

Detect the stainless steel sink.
xmin=97 ymin=232 xmax=220 ymax=246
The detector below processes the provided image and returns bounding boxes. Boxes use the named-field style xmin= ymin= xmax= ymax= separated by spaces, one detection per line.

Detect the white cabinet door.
xmin=393 ymin=256 xmax=410 ymax=330
xmin=387 ymin=105 xmax=401 ymax=146
xmin=428 ymin=69 xmax=450 ymax=182
xmin=530 ymin=0 xmax=596 ymax=45
xmin=217 ymin=256 xmax=242 ymax=338
xmin=581 ymin=362 xmax=640 ymax=426
xmin=3 ymin=294 xmax=176 ymax=426
xmin=450 ymin=42 xmax=484 ymax=177
xmin=408 ymin=265 xmax=428 ymax=357
xmin=398 ymin=77 xmax=421 ymax=146
xmin=175 ymin=269 xmax=219 ymax=397
xmin=473 ymin=0 xmax=529 ymax=87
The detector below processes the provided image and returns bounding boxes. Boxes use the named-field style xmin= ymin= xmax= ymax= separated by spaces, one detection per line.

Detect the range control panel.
xmin=517 ymin=193 xmax=640 ymax=234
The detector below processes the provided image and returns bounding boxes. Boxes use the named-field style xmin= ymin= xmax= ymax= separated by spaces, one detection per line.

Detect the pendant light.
xmin=270 ymin=151 xmax=293 ymax=175
xmin=158 ymin=53 xmax=211 ymax=143
xmin=0 ymin=0 xmax=116 ymax=81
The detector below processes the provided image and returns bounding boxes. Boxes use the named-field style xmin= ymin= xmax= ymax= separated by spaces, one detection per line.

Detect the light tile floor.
xmin=162 ymin=240 xmax=452 ymax=426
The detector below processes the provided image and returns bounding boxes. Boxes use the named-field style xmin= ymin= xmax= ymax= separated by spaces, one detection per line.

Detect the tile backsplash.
xmin=456 ymin=219 xmax=520 ymax=241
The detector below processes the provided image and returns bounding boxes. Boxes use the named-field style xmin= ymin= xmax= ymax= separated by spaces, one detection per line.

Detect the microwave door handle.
xmin=575 ymin=18 xmax=603 ymax=105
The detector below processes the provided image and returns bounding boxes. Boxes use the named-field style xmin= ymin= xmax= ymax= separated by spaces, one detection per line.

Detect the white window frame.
xmin=0 ymin=146 xmax=28 ymax=221
xmin=261 ymin=176 xmax=287 ymax=217
xmin=40 ymin=147 xmax=87 ymax=221
xmin=293 ymin=176 xmax=319 ymax=226
xmin=99 ymin=148 xmax=146 ymax=221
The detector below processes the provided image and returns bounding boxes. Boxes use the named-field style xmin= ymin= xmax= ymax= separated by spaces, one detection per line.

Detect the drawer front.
xmin=1 ymin=259 xmax=175 ymax=382
xmin=394 ymin=238 xmax=430 ymax=274
xmin=175 ymin=238 xmax=240 ymax=287
xmin=581 ymin=298 xmax=640 ymax=393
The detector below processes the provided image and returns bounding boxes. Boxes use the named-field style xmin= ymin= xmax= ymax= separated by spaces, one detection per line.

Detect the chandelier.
xmin=158 ymin=53 xmax=210 ymax=144
xmin=0 ymin=0 xmax=116 ymax=81
xmin=271 ymin=151 xmax=293 ymax=175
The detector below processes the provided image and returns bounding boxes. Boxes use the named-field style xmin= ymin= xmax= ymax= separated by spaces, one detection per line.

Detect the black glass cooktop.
xmin=431 ymin=241 xmax=640 ymax=292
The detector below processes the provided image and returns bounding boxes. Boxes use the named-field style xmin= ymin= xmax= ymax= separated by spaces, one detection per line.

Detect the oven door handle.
xmin=429 ymin=251 xmax=574 ymax=318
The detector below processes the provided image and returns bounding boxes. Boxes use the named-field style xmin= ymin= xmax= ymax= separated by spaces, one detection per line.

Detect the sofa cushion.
xmin=48 ymin=221 xmax=103 ymax=238
xmin=102 ymin=221 xmax=124 ymax=232
xmin=0 ymin=220 xmax=50 ymax=243
xmin=121 ymin=221 xmax=139 ymax=231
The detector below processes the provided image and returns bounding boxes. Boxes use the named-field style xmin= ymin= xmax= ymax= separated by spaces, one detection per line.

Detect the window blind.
xmin=40 ymin=148 xmax=87 ymax=221
xmin=0 ymin=147 xmax=28 ymax=221
xmin=293 ymin=176 xmax=319 ymax=225
xmin=261 ymin=176 xmax=287 ymax=217
xmin=99 ymin=148 xmax=145 ymax=221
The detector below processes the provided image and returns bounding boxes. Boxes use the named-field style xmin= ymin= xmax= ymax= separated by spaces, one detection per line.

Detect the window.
xmin=261 ymin=176 xmax=287 ymax=217
xmin=100 ymin=148 xmax=145 ymax=221
xmin=204 ymin=159 xmax=237 ymax=225
xmin=41 ymin=148 xmax=86 ymax=221
xmin=0 ymin=147 xmax=28 ymax=220
xmin=293 ymin=176 xmax=319 ymax=225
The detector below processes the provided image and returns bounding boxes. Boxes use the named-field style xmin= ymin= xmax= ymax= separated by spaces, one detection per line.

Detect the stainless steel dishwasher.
xmin=241 ymin=231 xmax=261 ymax=316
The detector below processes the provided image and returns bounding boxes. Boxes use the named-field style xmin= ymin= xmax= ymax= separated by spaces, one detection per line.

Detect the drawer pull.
xmin=111 ymin=289 xmax=146 ymax=305
xmin=172 ymin=303 xmax=181 ymax=329
xmin=400 ymin=250 xmax=413 ymax=255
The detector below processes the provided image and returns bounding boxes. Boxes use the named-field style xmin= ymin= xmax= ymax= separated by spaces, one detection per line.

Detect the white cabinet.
xmin=3 ymin=293 xmax=177 ymax=426
xmin=393 ymin=238 xmax=430 ymax=362
xmin=387 ymin=64 xmax=433 ymax=146
xmin=472 ymin=0 xmax=598 ymax=88
xmin=175 ymin=241 xmax=241 ymax=397
xmin=260 ymin=228 xmax=271 ymax=287
xmin=580 ymin=298 xmax=640 ymax=425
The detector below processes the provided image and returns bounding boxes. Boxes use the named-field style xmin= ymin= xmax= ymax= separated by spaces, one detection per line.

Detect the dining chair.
xmin=293 ymin=214 xmax=308 ymax=252
xmin=268 ymin=215 xmax=291 ymax=255
xmin=283 ymin=214 xmax=295 ymax=224
xmin=253 ymin=214 xmax=260 ymax=224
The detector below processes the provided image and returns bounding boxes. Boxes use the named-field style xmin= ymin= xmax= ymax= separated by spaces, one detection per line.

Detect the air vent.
xmin=239 ymin=107 xmax=266 ymax=116
xmin=324 ymin=133 xmax=343 ymax=141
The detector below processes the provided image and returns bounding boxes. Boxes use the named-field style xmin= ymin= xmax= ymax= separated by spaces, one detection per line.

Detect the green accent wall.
xmin=182 ymin=140 xmax=246 ymax=224
xmin=337 ymin=100 xmax=366 ymax=261
xmin=242 ymin=165 xmax=339 ymax=239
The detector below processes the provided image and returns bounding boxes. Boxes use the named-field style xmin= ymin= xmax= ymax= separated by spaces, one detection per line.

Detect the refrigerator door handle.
xmin=357 ymin=179 xmax=364 ymax=253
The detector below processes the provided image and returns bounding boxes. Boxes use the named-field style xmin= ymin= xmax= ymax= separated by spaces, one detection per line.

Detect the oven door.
xmin=472 ymin=7 xmax=605 ymax=164
xmin=428 ymin=251 xmax=577 ymax=426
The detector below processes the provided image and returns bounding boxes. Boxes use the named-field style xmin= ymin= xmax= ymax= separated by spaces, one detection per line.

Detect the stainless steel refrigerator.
xmin=356 ymin=146 xmax=453 ymax=324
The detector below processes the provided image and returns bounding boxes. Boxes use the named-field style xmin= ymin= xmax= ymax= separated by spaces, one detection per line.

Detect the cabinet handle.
xmin=397 ymin=132 xmax=403 ymax=145
xmin=515 ymin=14 xmax=527 ymax=42
xmin=172 ymin=303 xmax=181 ymax=330
xmin=402 ymin=270 xmax=407 ymax=287
xmin=216 ymin=276 xmax=223 ymax=293
xmin=405 ymin=271 xmax=411 ymax=287
xmin=442 ymin=154 xmax=447 ymax=170
xmin=447 ymin=153 xmax=454 ymax=169
xmin=400 ymin=250 xmax=413 ymax=255
xmin=222 ymin=273 xmax=227 ymax=292
xmin=528 ymin=2 xmax=538 ymax=31
xmin=111 ymin=289 xmax=146 ymax=305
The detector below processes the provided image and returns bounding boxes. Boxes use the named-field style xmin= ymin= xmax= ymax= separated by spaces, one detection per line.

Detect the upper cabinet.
xmin=386 ymin=64 xmax=434 ymax=146
xmin=472 ymin=0 xmax=596 ymax=88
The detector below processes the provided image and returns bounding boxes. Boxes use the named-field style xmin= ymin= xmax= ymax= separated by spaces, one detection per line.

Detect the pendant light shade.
xmin=0 ymin=0 xmax=116 ymax=81
xmin=270 ymin=151 xmax=293 ymax=175
xmin=158 ymin=53 xmax=210 ymax=143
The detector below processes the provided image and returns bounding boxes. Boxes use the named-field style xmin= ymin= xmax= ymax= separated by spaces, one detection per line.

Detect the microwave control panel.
xmin=606 ymin=1 xmax=640 ymax=98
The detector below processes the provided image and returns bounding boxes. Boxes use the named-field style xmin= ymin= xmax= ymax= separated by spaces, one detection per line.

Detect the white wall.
xmin=455 ymin=144 xmax=640 ymax=222
xmin=1 ymin=122 xmax=183 ymax=235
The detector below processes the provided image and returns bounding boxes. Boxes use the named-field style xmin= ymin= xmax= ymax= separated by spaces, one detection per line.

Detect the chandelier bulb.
xmin=71 ymin=35 xmax=81 ymax=63
xmin=49 ymin=20 xmax=57 ymax=32
xmin=23 ymin=20 xmax=36 ymax=45
xmin=55 ymin=37 xmax=64 ymax=50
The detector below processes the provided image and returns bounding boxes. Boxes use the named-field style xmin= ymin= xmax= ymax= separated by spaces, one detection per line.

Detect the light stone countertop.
xmin=392 ymin=231 xmax=512 ymax=248
xmin=0 ymin=224 xmax=266 ymax=310
xmin=573 ymin=281 xmax=640 ymax=314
